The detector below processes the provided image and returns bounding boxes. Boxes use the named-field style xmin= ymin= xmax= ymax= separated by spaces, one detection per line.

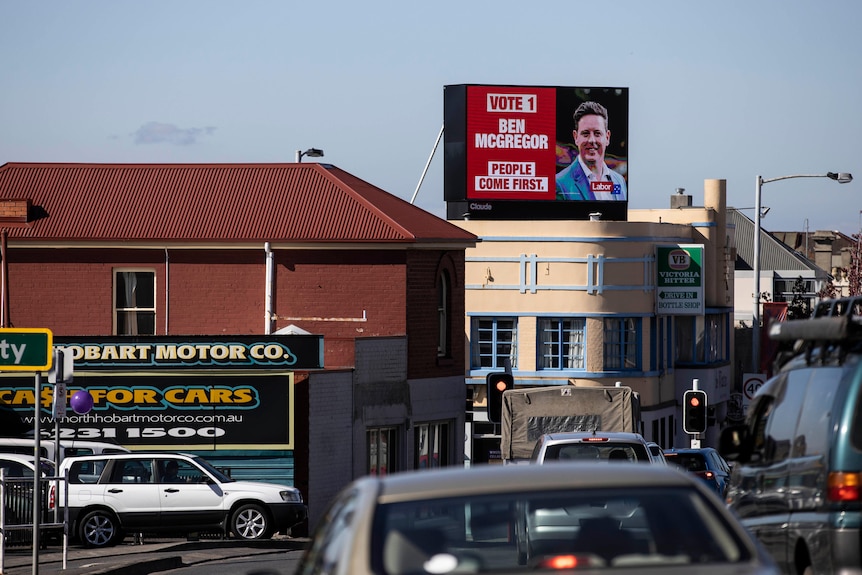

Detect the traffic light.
xmin=486 ymin=372 xmax=514 ymax=424
xmin=683 ymin=390 xmax=708 ymax=434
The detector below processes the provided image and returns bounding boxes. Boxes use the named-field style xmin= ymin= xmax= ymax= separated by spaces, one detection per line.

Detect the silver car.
xmin=530 ymin=430 xmax=658 ymax=464
xmin=296 ymin=463 xmax=778 ymax=574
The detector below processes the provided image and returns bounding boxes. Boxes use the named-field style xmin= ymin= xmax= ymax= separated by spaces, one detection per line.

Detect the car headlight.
xmin=280 ymin=489 xmax=303 ymax=502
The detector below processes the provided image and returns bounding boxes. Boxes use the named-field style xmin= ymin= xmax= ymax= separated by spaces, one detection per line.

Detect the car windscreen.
xmin=191 ymin=456 xmax=233 ymax=483
xmin=666 ymin=453 xmax=707 ymax=472
xmin=370 ymin=485 xmax=755 ymax=573
xmin=544 ymin=442 xmax=650 ymax=462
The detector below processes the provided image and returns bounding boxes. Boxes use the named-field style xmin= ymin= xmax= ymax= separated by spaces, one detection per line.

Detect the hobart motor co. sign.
xmin=0 ymin=335 xmax=323 ymax=450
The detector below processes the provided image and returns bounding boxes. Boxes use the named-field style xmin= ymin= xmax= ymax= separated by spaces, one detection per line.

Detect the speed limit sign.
xmin=742 ymin=373 xmax=765 ymax=413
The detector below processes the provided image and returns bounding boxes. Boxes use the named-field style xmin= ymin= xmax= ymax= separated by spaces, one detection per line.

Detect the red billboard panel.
xmin=467 ymin=86 xmax=557 ymax=201
xmin=444 ymin=84 xmax=629 ymax=221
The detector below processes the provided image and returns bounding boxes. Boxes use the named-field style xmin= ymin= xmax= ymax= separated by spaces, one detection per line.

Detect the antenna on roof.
xmin=411 ymin=124 xmax=444 ymax=205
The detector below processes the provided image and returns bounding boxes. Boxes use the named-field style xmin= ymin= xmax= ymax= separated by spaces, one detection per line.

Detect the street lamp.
xmin=752 ymin=171 xmax=853 ymax=372
xmin=295 ymin=148 xmax=324 ymax=163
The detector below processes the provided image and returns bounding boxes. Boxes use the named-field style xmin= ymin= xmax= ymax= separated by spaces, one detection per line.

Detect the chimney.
xmin=670 ymin=188 xmax=692 ymax=209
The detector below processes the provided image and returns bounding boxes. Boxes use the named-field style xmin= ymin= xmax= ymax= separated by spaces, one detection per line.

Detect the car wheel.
xmin=78 ymin=509 xmax=122 ymax=548
xmin=231 ymin=503 xmax=272 ymax=540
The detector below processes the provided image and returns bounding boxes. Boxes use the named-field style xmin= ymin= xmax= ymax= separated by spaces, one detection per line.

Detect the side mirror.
xmin=719 ymin=424 xmax=751 ymax=463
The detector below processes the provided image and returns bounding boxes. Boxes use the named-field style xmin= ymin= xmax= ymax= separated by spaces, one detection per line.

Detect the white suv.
xmin=530 ymin=431 xmax=659 ymax=464
xmin=58 ymin=452 xmax=307 ymax=548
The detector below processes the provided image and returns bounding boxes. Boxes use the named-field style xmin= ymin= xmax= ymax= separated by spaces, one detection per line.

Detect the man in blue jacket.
xmin=555 ymin=101 xmax=627 ymax=201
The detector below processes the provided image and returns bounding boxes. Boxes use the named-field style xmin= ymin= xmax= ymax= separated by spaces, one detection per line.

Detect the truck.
xmin=500 ymin=385 xmax=641 ymax=464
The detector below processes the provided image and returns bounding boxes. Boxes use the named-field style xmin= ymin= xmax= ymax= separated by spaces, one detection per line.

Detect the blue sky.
xmin=2 ymin=0 xmax=861 ymax=235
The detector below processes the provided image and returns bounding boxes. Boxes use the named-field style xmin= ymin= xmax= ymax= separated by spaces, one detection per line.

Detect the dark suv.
xmin=663 ymin=448 xmax=731 ymax=497
xmin=720 ymin=313 xmax=862 ymax=575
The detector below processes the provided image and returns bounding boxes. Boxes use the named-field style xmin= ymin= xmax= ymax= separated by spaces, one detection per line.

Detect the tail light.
xmin=828 ymin=472 xmax=861 ymax=502
xmin=695 ymin=471 xmax=715 ymax=481
xmin=533 ymin=554 xmax=602 ymax=570
xmin=49 ymin=483 xmax=55 ymax=510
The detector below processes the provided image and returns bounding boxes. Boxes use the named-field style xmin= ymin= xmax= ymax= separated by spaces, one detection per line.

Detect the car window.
xmin=64 ymin=448 xmax=95 ymax=458
xmin=298 ymin=487 xmax=361 ymax=575
xmin=0 ymin=460 xmax=31 ymax=478
xmin=794 ymin=367 xmax=842 ymax=457
xmin=108 ymin=459 xmax=155 ymax=484
xmin=761 ymin=371 xmax=808 ymax=464
xmin=667 ymin=453 xmax=706 ymax=471
xmin=545 ymin=443 xmax=649 ymax=462
xmin=369 ymin=485 xmax=753 ymax=572
xmin=67 ymin=459 xmax=108 ymax=484
xmin=157 ymin=459 xmax=201 ymax=484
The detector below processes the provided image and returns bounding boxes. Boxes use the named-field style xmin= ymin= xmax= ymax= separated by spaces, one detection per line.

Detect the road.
xmin=151 ymin=548 xmax=304 ymax=575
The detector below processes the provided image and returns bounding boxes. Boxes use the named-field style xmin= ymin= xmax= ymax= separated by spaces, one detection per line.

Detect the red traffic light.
xmin=683 ymin=389 xmax=707 ymax=434
xmin=486 ymin=372 xmax=514 ymax=424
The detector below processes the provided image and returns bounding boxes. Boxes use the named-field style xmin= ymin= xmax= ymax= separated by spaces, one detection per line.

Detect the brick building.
xmin=0 ymin=162 xmax=477 ymax=533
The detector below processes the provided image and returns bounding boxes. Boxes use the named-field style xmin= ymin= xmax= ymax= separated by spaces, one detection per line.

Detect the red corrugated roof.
xmin=0 ymin=162 xmax=477 ymax=246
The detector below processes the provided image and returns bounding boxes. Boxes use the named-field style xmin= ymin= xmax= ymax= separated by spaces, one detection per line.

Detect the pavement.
xmin=0 ymin=535 xmax=311 ymax=575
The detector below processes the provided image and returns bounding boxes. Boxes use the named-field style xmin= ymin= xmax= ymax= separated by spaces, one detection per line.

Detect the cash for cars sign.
xmin=656 ymin=245 xmax=704 ymax=315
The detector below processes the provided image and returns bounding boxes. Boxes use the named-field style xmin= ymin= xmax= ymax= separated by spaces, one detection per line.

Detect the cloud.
xmin=132 ymin=122 xmax=216 ymax=146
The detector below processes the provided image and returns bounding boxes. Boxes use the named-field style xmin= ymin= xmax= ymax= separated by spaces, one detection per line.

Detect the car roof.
xmin=59 ymin=451 xmax=196 ymax=466
xmin=541 ymin=431 xmax=647 ymax=442
xmin=369 ymin=462 xmax=698 ymax=503
xmin=664 ymin=447 xmax=715 ymax=454
xmin=0 ymin=452 xmax=54 ymax=466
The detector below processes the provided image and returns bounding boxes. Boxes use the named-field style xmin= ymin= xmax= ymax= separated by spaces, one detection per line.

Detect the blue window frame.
xmin=471 ymin=317 xmax=517 ymax=369
xmin=538 ymin=318 xmax=586 ymax=370
xmin=675 ymin=313 xmax=729 ymax=365
xmin=603 ymin=318 xmax=641 ymax=371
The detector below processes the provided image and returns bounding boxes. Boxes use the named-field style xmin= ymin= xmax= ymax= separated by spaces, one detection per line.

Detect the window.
xmin=437 ymin=271 xmax=450 ymax=357
xmin=109 ymin=458 xmax=155 ymax=484
xmin=114 ymin=270 xmax=156 ymax=335
xmin=774 ymin=278 xmax=816 ymax=311
xmin=538 ymin=318 xmax=585 ymax=369
xmin=603 ymin=318 xmax=640 ymax=371
xmin=676 ymin=314 xmax=728 ymax=364
xmin=471 ymin=317 xmax=517 ymax=369
xmin=414 ymin=422 xmax=450 ymax=469
xmin=368 ymin=427 xmax=399 ymax=476
xmin=705 ymin=314 xmax=726 ymax=362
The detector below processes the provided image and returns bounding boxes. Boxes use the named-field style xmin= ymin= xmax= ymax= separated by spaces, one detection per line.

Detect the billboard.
xmin=444 ymin=84 xmax=629 ymax=221
xmin=656 ymin=245 xmax=704 ymax=315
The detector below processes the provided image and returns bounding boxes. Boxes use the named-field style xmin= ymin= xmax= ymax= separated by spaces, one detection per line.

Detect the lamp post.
xmin=752 ymin=172 xmax=853 ymax=372
xmin=295 ymin=148 xmax=324 ymax=162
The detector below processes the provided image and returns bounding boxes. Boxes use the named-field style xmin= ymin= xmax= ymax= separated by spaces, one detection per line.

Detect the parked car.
xmin=530 ymin=431 xmax=657 ymax=464
xmin=646 ymin=442 xmax=668 ymax=464
xmin=296 ymin=463 xmax=778 ymax=574
xmin=663 ymin=447 xmax=731 ymax=497
xmin=720 ymin=314 xmax=862 ymax=575
xmin=0 ymin=453 xmax=55 ymax=479
xmin=0 ymin=453 xmax=57 ymax=536
xmin=58 ymin=452 xmax=307 ymax=548
xmin=0 ymin=436 xmax=129 ymax=462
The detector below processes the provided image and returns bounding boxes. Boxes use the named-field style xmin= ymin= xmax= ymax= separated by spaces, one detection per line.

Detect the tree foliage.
xmin=817 ymin=233 xmax=862 ymax=301
xmin=787 ymin=277 xmax=810 ymax=320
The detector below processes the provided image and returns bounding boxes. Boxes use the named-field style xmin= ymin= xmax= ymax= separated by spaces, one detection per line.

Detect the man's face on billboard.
xmin=573 ymin=114 xmax=610 ymax=168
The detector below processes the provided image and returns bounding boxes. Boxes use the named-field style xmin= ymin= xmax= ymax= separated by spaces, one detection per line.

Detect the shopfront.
xmin=0 ymin=334 xmax=323 ymax=486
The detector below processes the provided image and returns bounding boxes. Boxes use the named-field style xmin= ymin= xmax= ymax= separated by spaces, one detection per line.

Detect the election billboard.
xmin=444 ymin=84 xmax=629 ymax=221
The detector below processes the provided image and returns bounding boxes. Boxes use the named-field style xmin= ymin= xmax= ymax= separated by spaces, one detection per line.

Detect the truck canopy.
xmin=501 ymin=385 xmax=641 ymax=461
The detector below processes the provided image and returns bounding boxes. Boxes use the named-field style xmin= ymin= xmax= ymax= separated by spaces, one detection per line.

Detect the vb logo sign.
xmin=668 ymin=249 xmax=690 ymax=270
